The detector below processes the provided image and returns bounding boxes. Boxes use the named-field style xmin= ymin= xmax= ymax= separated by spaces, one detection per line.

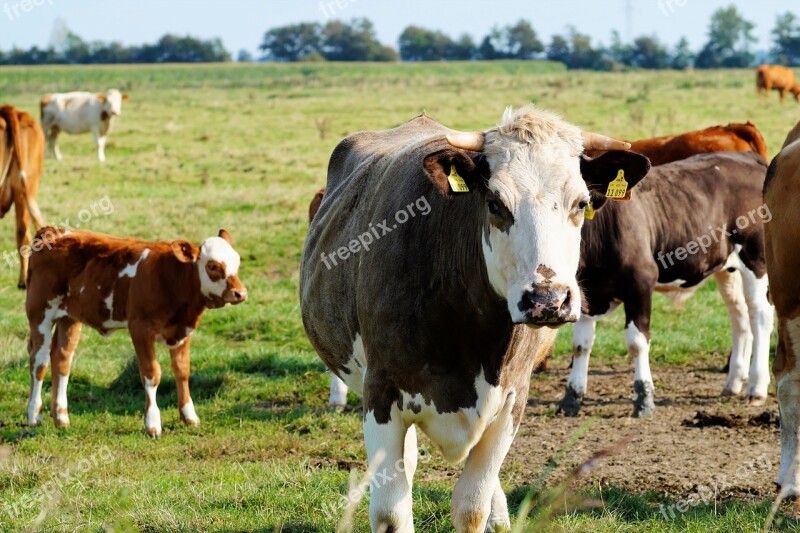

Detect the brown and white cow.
xmin=764 ymin=120 xmax=800 ymax=498
xmin=757 ymin=65 xmax=800 ymax=103
xmin=0 ymin=105 xmax=46 ymax=288
xmin=559 ymin=152 xmax=773 ymax=418
xmin=25 ymin=228 xmax=246 ymax=437
xmin=40 ymin=90 xmax=129 ymax=162
xmin=300 ymin=107 xmax=649 ymax=532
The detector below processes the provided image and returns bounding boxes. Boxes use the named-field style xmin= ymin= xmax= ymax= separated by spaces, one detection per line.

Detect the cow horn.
xmin=582 ymin=132 xmax=631 ymax=151
xmin=447 ymin=131 xmax=485 ymax=152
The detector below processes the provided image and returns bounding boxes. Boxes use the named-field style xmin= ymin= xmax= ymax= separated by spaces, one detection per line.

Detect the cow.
xmin=300 ymin=106 xmax=650 ymax=532
xmin=558 ymin=151 xmax=773 ymax=418
xmin=586 ymin=122 xmax=769 ymax=166
xmin=0 ymin=105 xmax=46 ymax=288
xmin=757 ymin=65 xmax=800 ymax=103
xmin=40 ymin=89 xmax=129 ymax=162
xmin=24 ymin=228 xmax=247 ymax=437
xmin=763 ymin=120 xmax=800 ymax=499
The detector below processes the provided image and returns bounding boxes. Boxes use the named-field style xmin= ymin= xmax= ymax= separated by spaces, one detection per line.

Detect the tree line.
xmin=1 ymin=5 xmax=798 ymax=67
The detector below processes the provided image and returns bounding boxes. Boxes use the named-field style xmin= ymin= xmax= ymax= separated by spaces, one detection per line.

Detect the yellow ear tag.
xmin=606 ymin=169 xmax=628 ymax=200
xmin=448 ymin=165 xmax=470 ymax=193
xmin=584 ymin=203 xmax=596 ymax=220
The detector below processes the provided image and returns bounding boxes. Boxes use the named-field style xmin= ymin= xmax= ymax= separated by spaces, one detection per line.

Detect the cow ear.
xmin=423 ymin=149 xmax=489 ymax=196
xmin=171 ymin=240 xmax=199 ymax=263
xmin=96 ymin=94 xmax=107 ymax=104
xmin=580 ymin=151 xmax=651 ymax=211
xmin=122 ymin=94 xmax=129 ymax=102
xmin=218 ymin=229 xmax=233 ymax=244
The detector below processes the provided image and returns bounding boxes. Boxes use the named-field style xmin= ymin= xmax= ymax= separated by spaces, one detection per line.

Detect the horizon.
xmin=0 ymin=1 xmax=796 ymax=58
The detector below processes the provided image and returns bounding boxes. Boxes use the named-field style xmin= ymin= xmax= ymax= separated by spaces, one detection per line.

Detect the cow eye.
xmin=487 ymin=198 xmax=502 ymax=216
xmin=577 ymin=199 xmax=589 ymax=210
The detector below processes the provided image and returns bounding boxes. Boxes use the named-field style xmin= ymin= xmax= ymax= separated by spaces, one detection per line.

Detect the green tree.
xmin=445 ymin=34 xmax=477 ymax=60
xmin=322 ymin=19 xmax=397 ymax=61
xmin=398 ymin=26 xmax=452 ymax=61
xmin=695 ymin=5 xmax=756 ymax=68
xmin=546 ymin=34 xmax=571 ymax=65
xmin=628 ymin=35 xmax=671 ymax=69
xmin=259 ymin=23 xmax=322 ymax=62
xmin=772 ymin=12 xmax=800 ymax=65
xmin=671 ymin=37 xmax=694 ymax=69
xmin=479 ymin=20 xmax=543 ymax=60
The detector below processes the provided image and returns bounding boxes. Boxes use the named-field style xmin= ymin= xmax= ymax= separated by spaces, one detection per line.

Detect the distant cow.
xmin=40 ymin=89 xmax=129 ymax=162
xmin=757 ymin=65 xmax=800 ymax=103
xmin=559 ymin=152 xmax=773 ymax=418
xmin=25 ymin=228 xmax=247 ymax=437
xmin=301 ymin=107 xmax=649 ymax=531
xmin=764 ymin=120 xmax=800 ymax=499
xmin=0 ymin=105 xmax=46 ymax=288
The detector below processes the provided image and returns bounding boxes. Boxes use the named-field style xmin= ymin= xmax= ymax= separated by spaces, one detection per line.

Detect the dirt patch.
xmin=505 ymin=363 xmax=781 ymax=501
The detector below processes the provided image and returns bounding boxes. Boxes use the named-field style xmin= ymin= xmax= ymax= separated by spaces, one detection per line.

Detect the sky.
xmin=0 ymin=0 xmax=796 ymax=57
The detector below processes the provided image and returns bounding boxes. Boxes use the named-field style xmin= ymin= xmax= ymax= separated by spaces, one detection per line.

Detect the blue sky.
xmin=0 ymin=1 xmax=795 ymax=56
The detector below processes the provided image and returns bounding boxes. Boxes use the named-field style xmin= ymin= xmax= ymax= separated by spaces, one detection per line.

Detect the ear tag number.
xmin=606 ymin=169 xmax=628 ymax=200
xmin=448 ymin=165 xmax=470 ymax=193
xmin=584 ymin=203 xmax=596 ymax=220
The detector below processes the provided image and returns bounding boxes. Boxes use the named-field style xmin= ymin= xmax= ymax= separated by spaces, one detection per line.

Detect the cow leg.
xmin=93 ymin=128 xmax=106 ymax=162
xmin=49 ymin=317 xmax=81 ymax=429
xmin=26 ymin=306 xmax=55 ymax=426
xmin=329 ymin=374 xmax=349 ymax=411
xmin=715 ymin=269 xmax=753 ymax=396
xmin=170 ymin=337 xmax=199 ymax=426
xmin=14 ymin=190 xmax=31 ymax=289
xmin=776 ymin=317 xmax=800 ymax=496
xmin=363 ymin=402 xmax=414 ymax=532
xmin=740 ymin=267 xmax=773 ymax=405
xmin=559 ymin=316 xmax=596 ymax=416
xmin=47 ymin=126 xmax=62 ymax=161
xmin=130 ymin=326 xmax=162 ymax=437
xmin=452 ymin=390 xmax=516 ymax=533
xmin=403 ymin=424 xmax=418 ymax=486
xmin=624 ymin=288 xmax=655 ymax=418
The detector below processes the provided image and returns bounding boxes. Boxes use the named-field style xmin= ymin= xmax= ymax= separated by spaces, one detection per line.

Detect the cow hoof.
xmin=183 ymin=418 xmax=200 ymax=427
xmin=721 ymin=388 xmax=739 ymax=397
xmin=54 ymin=415 xmax=70 ymax=429
xmin=557 ymin=385 xmax=584 ymax=417
xmin=747 ymin=395 xmax=767 ymax=407
xmin=17 ymin=282 xmax=26 ymax=290
xmin=485 ymin=522 xmax=511 ymax=533
xmin=632 ymin=380 xmax=655 ymax=418
xmin=145 ymin=427 xmax=162 ymax=439
xmin=328 ymin=403 xmax=347 ymax=412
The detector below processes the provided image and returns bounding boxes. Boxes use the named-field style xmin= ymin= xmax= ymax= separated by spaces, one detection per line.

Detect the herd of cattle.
xmin=1 ymin=65 xmax=799 ymax=532
xmin=301 ymin=66 xmax=800 ymax=532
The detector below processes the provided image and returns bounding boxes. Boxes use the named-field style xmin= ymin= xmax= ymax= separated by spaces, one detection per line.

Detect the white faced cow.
xmin=559 ymin=151 xmax=773 ymax=418
xmin=300 ymin=107 xmax=650 ymax=532
xmin=40 ymin=89 xmax=129 ymax=162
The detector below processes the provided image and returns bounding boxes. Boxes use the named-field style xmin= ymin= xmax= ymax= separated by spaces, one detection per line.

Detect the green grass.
xmin=0 ymin=62 xmax=797 ymax=531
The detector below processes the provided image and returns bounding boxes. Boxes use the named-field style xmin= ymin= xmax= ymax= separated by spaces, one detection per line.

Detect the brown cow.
xmin=757 ymin=65 xmax=800 ymax=103
xmin=25 ymin=228 xmax=247 ymax=437
xmin=0 ymin=105 xmax=46 ymax=288
xmin=764 ymin=120 xmax=800 ymax=498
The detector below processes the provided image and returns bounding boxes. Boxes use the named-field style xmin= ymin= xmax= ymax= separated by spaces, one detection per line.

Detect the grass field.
xmin=0 ymin=61 xmax=798 ymax=532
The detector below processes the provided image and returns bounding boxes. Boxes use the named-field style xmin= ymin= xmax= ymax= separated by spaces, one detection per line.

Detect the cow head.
xmin=171 ymin=229 xmax=247 ymax=308
xmin=96 ymin=89 xmax=129 ymax=117
xmin=424 ymin=106 xmax=650 ymax=327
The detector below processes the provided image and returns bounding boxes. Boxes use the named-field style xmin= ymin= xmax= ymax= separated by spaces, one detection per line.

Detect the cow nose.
xmin=517 ymin=286 xmax=575 ymax=326
xmin=231 ymin=289 xmax=247 ymax=303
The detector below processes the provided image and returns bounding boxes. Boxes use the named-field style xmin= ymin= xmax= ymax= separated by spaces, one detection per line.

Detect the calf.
xmin=40 ymin=89 xmax=129 ymax=162
xmin=764 ymin=120 xmax=800 ymax=498
xmin=559 ymin=152 xmax=773 ymax=417
xmin=0 ymin=105 xmax=46 ymax=288
xmin=25 ymin=228 xmax=247 ymax=437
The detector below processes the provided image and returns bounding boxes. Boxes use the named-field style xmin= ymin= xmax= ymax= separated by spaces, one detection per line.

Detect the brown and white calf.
xmin=764 ymin=120 xmax=800 ymax=497
xmin=40 ymin=90 xmax=129 ymax=162
xmin=301 ymin=107 xmax=649 ymax=532
xmin=559 ymin=152 xmax=773 ymax=418
xmin=25 ymin=228 xmax=246 ymax=437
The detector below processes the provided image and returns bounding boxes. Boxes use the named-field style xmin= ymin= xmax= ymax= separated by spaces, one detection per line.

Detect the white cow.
xmin=40 ymin=89 xmax=129 ymax=162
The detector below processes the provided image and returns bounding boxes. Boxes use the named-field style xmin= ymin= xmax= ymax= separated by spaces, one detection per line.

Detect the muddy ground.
xmin=502 ymin=363 xmax=782 ymax=503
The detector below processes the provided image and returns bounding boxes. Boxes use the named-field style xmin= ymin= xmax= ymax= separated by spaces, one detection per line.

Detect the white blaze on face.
xmin=198 ymin=236 xmax=241 ymax=298
xmin=105 ymin=89 xmax=125 ymax=116
xmin=481 ymin=107 xmax=587 ymax=323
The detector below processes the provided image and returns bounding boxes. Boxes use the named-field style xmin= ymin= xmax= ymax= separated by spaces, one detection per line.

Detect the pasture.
xmin=0 ymin=62 xmax=798 ymax=531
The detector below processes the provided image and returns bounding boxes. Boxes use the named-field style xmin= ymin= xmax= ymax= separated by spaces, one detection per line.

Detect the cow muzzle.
xmin=223 ymin=287 xmax=247 ymax=305
xmin=516 ymin=285 xmax=577 ymax=327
